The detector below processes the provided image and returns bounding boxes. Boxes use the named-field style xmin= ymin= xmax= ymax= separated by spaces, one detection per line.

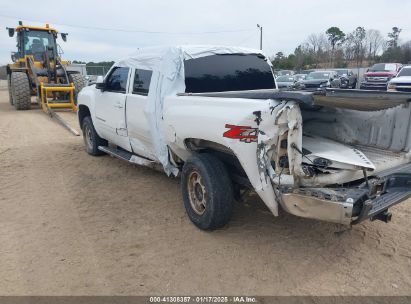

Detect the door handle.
xmin=114 ymin=102 xmax=124 ymax=109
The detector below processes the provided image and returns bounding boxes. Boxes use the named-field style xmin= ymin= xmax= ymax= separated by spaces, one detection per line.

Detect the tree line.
xmin=272 ymin=26 xmax=411 ymax=70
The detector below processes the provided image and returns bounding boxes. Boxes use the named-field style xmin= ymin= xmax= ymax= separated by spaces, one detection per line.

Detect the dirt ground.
xmin=0 ymin=89 xmax=410 ymax=296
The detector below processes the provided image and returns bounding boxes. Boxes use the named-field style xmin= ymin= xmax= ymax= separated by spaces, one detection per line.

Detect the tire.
xmin=81 ymin=116 xmax=107 ymax=156
xmin=7 ymin=74 xmax=13 ymax=105
xmin=69 ymin=73 xmax=86 ymax=104
xmin=10 ymin=72 xmax=31 ymax=110
xmin=181 ymin=153 xmax=234 ymax=230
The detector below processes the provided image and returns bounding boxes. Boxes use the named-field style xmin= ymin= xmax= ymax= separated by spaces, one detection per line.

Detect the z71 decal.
xmin=223 ymin=124 xmax=258 ymax=143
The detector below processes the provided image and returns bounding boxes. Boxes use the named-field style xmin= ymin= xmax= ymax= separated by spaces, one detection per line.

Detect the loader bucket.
xmin=40 ymin=82 xmax=77 ymax=113
xmin=39 ymin=82 xmax=80 ymax=136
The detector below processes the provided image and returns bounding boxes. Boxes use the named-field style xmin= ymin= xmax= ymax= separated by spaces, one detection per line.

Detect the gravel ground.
xmin=0 ymin=90 xmax=410 ymax=295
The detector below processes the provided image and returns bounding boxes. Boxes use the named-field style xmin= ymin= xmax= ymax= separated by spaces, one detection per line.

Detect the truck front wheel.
xmin=81 ymin=116 xmax=107 ymax=156
xmin=181 ymin=153 xmax=234 ymax=230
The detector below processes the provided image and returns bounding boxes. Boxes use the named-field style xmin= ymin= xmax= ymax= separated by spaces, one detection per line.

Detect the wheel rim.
xmin=84 ymin=124 xmax=93 ymax=150
xmin=187 ymin=170 xmax=207 ymax=215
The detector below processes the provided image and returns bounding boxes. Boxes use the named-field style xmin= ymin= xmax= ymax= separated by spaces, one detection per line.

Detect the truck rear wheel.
xmin=10 ymin=72 xmax=31 ymax=110
xmin=7 ymin=74 xmax=13 ymax=105
xmin=81 ymin=116 xmax=107 ymax=156
xmin=69 ymin=74 xmax=86 ymax=104
xmin=181 ymin=153 xmax=233 ymax=230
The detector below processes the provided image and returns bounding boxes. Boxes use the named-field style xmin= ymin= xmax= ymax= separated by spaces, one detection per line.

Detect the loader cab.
xmin=15 ymin=27 xmax=58 ymax=62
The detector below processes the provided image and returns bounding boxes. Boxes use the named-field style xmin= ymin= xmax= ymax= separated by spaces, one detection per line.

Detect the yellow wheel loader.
xmin=6 ymin=21 xmax=85 ymax=134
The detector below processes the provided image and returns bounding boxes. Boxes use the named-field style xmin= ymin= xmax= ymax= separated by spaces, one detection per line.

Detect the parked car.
xmin=298 ymin=70 xmax=339 ymax=91
xmin=277 ymin=70 xmax=295 ymax=76
xmin=333 ymin=69 xmax=357 ymax=89
xmin=77 ymin=45 xmax=411 ymax=230
xmin=293 ymin=74 xmax=307 ymax=82
xmin=299 ymin=69 xmax=317 ymax=75
xmin=276 ymin=75 xmax=296 ymax=89
xmin=387 ymin=65 xmax=411 ymax=92
xmin=360 ymin=63 xmax=403 ymax=90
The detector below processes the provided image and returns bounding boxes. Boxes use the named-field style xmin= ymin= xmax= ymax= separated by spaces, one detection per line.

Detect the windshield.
xmin=294 ymin=74 xmax=306 ymax=81
xmin=306 ymin=72 xmax=330 ymax=80
xmin=398 ymin=68 xmax=411 ymax=77
xmin=22 ymin=30 xmax=56 ymax=55
xmin=184 ymin=54 xmax=275 ymax=93
xmin=278 ymin=70 xmax=293 ymax=76
xmin=335 ymin=70 xmax=348 ymax=76
xmin=369 ymin=63 xmax=397 ymax=72
xmin=276 ymin=76 xmax=294 ymax=82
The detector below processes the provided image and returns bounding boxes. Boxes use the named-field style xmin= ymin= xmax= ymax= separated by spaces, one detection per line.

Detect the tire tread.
xmin=82 ymin=116 xmax=108 ymax=156
xmin=182 ymin=153 xmax=233 ymax=230
xmin=11 ymin=72 xmax=31 ymax=110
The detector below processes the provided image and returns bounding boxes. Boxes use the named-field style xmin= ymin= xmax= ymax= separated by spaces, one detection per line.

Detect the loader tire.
xmin=11 ymin=72 xmax=31 ymax=110
xmin=181 ymin=153 xmax=234 ymax=230
xmin=69 ymin=74 xmax=86 ymax=104
xmin=82 ymin=116 xmax=107 ymax=156
xmin=7 ymin=74 xmax=13 ymax=105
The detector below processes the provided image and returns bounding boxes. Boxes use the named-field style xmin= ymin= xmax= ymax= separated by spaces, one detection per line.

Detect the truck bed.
xmin=179 ymin=88 xmax=411 ymax=111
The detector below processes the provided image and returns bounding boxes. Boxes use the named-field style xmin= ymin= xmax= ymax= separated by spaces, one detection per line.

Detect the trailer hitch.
xmin=371 ymin=210 xmax=392 ymax=223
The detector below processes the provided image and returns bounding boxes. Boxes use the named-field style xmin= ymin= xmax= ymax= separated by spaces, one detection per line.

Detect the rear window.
xmin=184 ymin=54 xmax=275 ymax=93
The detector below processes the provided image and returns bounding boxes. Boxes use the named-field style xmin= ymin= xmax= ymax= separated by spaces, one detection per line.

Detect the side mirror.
xmin=11 ymin=53 xmax=17 ymax=62
xmin=7 ymin=28 xmax=15 ymax=37
xmin=61 ymin=33 xmax=67 ymax=42
xmin=95 ymin=76 xmax=105 ymax=90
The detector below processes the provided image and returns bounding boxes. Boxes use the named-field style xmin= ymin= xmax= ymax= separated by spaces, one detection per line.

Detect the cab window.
xmin=22 ymin=30 xmax=56 ymax=54
xmin=133 ymin=69 xmax=152 ymax=95
xmin=105 ymin=67 xmax=129 ymax=93
xmin=184 ymin=54 xmax=275 ymax=93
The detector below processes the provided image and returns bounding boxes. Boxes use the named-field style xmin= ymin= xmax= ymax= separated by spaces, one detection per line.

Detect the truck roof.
xmin=116 ymin=45 xmax=266 ymax=71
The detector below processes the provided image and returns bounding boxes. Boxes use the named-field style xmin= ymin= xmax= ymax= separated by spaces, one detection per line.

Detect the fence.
xmin=86 ymin=66 xmax=108 ymax=76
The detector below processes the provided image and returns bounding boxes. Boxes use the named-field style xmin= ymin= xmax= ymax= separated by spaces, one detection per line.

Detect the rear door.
xmin=126 ymin=68 xmax=157 ymax=159
xmin=94 ymin=66 xmax=132 ymax=150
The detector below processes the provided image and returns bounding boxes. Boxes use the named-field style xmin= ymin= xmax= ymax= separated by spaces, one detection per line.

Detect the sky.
xmin=0 ymin=0 xmax=410 ymax=65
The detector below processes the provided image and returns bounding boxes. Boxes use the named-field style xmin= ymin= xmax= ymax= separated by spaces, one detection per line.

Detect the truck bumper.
xmin=279 ymin=163 xmax=411 ymax=225
xmin=360 ymin=82 xmax=388 ymax=91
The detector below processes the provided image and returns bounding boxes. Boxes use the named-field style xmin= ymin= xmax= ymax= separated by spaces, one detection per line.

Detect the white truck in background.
xmin=77 ymin=45 xmax=411 ymax=230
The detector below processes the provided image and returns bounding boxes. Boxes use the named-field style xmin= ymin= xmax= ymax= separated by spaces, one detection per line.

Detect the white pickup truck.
xmin=78 ymin=45 xmax=411 ymax=230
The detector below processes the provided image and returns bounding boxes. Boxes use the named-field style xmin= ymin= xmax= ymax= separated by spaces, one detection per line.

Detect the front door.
xmin=94 ymin=67 xmax=132 ymax=151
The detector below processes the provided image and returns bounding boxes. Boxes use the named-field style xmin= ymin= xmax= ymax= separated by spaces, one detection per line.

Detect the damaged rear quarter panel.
xmin=163 ymin=95 xmax=291 ymax=216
